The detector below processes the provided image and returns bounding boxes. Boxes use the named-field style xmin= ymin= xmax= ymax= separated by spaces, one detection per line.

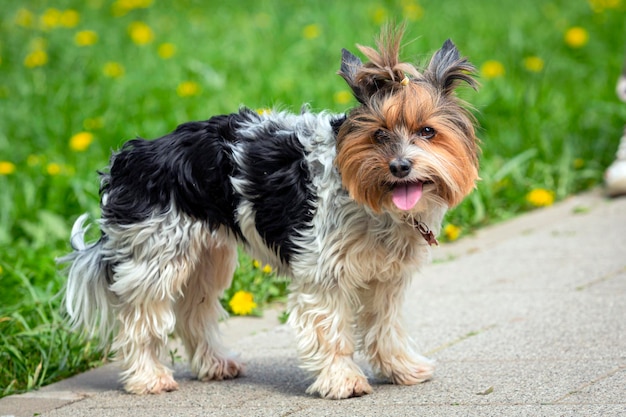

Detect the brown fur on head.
xmin=336 ymin=25 xmax=479 ymax=213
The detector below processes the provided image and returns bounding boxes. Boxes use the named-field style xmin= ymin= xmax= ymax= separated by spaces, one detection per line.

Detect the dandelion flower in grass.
xmin=252 ymin=259 xmax=261 ymax=269
xmin=24 ymin=50 xmax=48 ymax=68
xmin=480 ymin=60 xmax=505 ymax=79
xmin=302 ymin=24 xmax=320 ymax=40
xmin=69 ymin=132 xmax=94 ymax=152
xmin=15 ymin=8 xmax=35 ymax=28
xmin=112 ymin=0 xmax=154 ymax=16
xmin=75 ymin=30 xmax=98 ymax=46
xmin=443 ymin=224 xmax=462 ymax=241
xmin=40 ymin=8 xmax=62 ymax=29
xmin=403 ymin=2 xmax=424 ymax=21
xmin=60 ymin=10 xmax=80 ymax=28
xmin=523 ymin=56 xmax=544 ymax=73
xmin=103 ymin=61 xmax=125 ymax=78
xmin=128 ymin=21 xmax=154 ymax=45
xmin=262 ymin=264 xmax=273 ymax=274
xmin=0 ymin=161 xmax=16 ymax=175
xmin=573 ymin=158 xmax=585 ymax=169
xmin=564 ymin=27 xmax=589 ymax=48
xmin=589 ymin=0 xmax=622 ymax=12
xmin=371 ymin=6 xmax=388 ymax=25
xmin=229 ymin=290 xmax=257 ymax=316
xmin=47 ymin=163 xmax=62 ymax=176
xmin=176 ymin=81 xmax=200 ymax=97
xmin=256 ymin=108 xmax=272 ymax=116
xmin=526 ymin=188 xmax=554 ymax=207
xmin=158 ymin=43 xmax=176 ymax=59
xmin=334 ymin=90 xmax=352 ymax=105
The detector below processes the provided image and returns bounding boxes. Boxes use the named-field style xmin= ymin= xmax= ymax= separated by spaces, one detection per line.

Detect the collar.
xmin=410 ymin=218 xmax=439 ymax=246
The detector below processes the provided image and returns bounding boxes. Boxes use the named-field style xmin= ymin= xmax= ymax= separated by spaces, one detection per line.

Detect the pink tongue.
xmin=392 ymin=182 xmax=423 ymax=211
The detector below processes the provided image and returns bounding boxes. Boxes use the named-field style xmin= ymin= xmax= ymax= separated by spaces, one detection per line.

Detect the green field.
xmin=1 ymin=0 xmax=625 ymax=397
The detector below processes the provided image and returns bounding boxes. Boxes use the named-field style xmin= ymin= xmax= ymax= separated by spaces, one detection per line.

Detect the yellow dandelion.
xmin=252 ymin=259 xmax=261 ymax=269
xmin=526 ymin=188 xmax=554 ymax=207
xmin=112 ymin=0 xmax=154 ymax=17
xmin=128 ymin=21 xmax=154 ymax=45
xmin=46 ymin=163 xmax=62 ymax=176
xmin=334 ymin=90 xmax=353 ymax=105
xmin=75 ymin=30 xmax=98 ymax=46
xmin=228 ymin=290 xmax=257 ymax=316
xmin=262 ymin=264 xmax=272 ymax=274
xmin=302 ymin=24 xmax=321 ymax=40
xmin=15 ymin=8 xmax=35 ymax=28
xmin=523 ymin=56 xmax=544 ymax=73
xmin=176 ymin=81 xmax=200 ymax=97
xmin=0 ymin=161 xmax=16 ymax=175
xmin=157 ymin=43 xmax=176 ymax=59
xmin=103 ymin=61 xmax=125 ymax=78
xmin=403 ymin=2 xmax=424 ymax=21
xmin=564 ymin=27 xmax=589 ymax=48
xmin=24 ymin=50 xmax=48 ymax=68
xmin=69 ymin=132 xmax=94 ymax=152
xmin=60 ymin=10 xmax=80 ymax=28
xmin=588 ymin=0 xmax=622 ymax=13
xmin=372 ymin=6 xmax=388 ymax=25
xmin=481 ymin=60 xmax=505 ymax=79
xmin=573 ymin=158 xmax=585 ymax=169
xmin=40 ymin=8 xmax=62 ymax=30
xmin=256 ymin=108 xmax=272 ymax=116
xmin=443 ymin=224 xmax=462 ymax=241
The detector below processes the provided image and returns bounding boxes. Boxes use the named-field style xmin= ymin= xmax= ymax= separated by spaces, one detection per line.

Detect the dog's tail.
xmin=58 ymin=214 xmax=116 ymax=345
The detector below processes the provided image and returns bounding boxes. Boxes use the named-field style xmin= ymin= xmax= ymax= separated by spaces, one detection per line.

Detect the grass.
xmin=1 ymin=0 xmax=625 ymax=398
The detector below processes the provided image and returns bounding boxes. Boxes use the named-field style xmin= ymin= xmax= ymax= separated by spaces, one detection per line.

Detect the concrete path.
xmin=1 ymin=189 xmax=625 ymax=416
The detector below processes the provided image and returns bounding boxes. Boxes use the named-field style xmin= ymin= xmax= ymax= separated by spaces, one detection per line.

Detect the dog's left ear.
xmin=338 ymin=48 xmax=367 ymax=104
xmin=425 ymin=39 xmax=478 ymax=95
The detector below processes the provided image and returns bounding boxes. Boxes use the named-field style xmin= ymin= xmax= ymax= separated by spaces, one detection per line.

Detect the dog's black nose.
xmin=389 ymin=158 xmax=412 ymax=178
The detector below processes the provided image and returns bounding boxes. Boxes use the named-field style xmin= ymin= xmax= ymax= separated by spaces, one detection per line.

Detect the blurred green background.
xmin=0 ymin=0 xmax=624 ymax=397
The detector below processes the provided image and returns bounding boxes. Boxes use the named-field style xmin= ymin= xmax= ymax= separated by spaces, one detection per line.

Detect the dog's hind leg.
xmin=174 ymin=231 xmax=243 ymax=382
xmin=105 ymin=213 xmax=207 ymax=394
xmin=113 ymin=297 xmax=179 ymax=394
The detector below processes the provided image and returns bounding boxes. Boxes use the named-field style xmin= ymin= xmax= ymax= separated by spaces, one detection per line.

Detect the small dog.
xmin=61 ymin=25 xmax=479 ymax=399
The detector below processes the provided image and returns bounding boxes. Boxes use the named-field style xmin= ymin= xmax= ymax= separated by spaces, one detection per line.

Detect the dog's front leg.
xmin=357 ymin=279 xmax=434 ymax=385
xmin=288 ymin=281 xmax=372 ymax=399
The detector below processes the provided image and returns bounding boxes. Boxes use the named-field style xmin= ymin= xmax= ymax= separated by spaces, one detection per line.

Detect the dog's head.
xmin=335 ymin=25 xmax=479 ymax=215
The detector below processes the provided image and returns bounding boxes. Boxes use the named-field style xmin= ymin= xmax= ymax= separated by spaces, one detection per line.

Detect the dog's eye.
xmin=418 ymin=126 xmax=436 ymax=140
xmin=373 ymin=129 xmax=390 ymax=144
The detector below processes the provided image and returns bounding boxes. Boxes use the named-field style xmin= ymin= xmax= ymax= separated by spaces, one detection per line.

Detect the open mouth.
xmin=390 ymin=180 xmax=432 ymax=211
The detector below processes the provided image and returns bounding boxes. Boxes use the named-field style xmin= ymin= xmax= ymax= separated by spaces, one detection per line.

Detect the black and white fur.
xmin=62 ymin=30 xmax=479 ymax=399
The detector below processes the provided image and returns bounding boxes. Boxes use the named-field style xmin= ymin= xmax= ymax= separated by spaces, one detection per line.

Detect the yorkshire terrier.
xmin=61 ymin=25 xmax=479 ymax=399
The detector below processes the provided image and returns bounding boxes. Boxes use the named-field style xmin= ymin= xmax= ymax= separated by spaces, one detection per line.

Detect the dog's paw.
xmin=388 ymin=357 xmax=435 ymax=386
xmin=307 ymin=365 xmax=373 ymax=399
xmin=196 ymin=355 xmax=244 ymax=381
xmin=125 ymin=372 xmax=179 ymax=395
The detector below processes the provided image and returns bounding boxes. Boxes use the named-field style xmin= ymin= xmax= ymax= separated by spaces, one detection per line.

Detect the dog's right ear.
xmin=338 ymin=48 xmax=367 ymax=104
xmin=425 ymin=39 xmax=478 ymax=96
